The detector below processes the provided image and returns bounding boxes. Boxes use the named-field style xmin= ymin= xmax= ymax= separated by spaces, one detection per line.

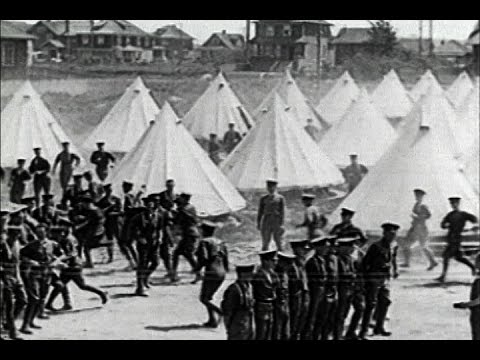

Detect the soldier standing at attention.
xmin=320 ymin=236 xmax=340 ymax=340
xmin=52 ymin=142 xmax=81 ymax=195
xmin=223 ymin=123 xmax=242 ymax=154
xmin=96 ymin=184 xmax=122 ymax=264
xmin=90 ymin=142 xmax=116 ymax=182
xmin=359 ymin=222 xmax=400 ymax=339
xmin=258 ymin=179 xmax=286 ymax=251
xmin=194 ymin=221 xmax=229 ymax=328
xmin=29 ymin=148 xmax=51 ymax=206
xmin=453 ymin=253 xmax=480 ymax=340
xmin=437 ymin=197 xmax=478 ymax=283
xmin=129 ymin=197 xmax=163 ymax=297
xmin=221 ymin=264 xmax=256 ymax=340
xmin=342 ymin=154 xmax=368 ymax=193
xmin=401 ymin=189 xmax=438 ymax=270
xmin=273 ymin=252 xmax=295 ymax=340
xmin=9 ymin=158 xmax=32 ymax=204
xmin=288 ymin=239 xmax=311 ymax=340
xmin=252 ymin=250 xmax=278 ymax=340
xmin=171 ymin=193 xmax=200 ymax=282
xmin=296 ymin=193 xmax=328 ymax=240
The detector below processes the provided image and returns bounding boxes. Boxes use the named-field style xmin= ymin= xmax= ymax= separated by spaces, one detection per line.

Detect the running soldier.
xmin=96 ymin=184 xmax=122 ymax=264
xmin=90 ymin=142 xmax=116 ymax=182
xmin=52 ymin=142 xmax=81 ymax=195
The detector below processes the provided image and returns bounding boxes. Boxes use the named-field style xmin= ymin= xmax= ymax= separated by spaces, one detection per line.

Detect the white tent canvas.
xmin=330 ymin=89 xmax=479 ymax=236
xmin=221 ymin=92 xmax=344 ymax=191
xmin=447 ymin=71 xmax=474 ymax=109
xmin=320 ymin=88 xmax=397 ymax=168
xmin=409 ymin=70 xmax=445 ymax=103
xmin=316 ymin=71 xmax=361 ymax=126
xmin=182 ymin=72 xmax=254 ymax=140
xmin=1 ymin=81 xmax=85 ymax=168
xmin=371 ymin=69 xmax=413 ymax=120
xmin=83 ymin=77 xmax=160 ymax=154
xmin=107 ymin=102 xmax=246 ymax=217
xmin=454 ymin=85 xmax=480 ymax=159
xmin=463 ymin=138 xmax=479 ymax=193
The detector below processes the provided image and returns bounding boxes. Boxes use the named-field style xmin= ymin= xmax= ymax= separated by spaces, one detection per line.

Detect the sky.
xmin=16 ymin=20 xmax=477 ymax=43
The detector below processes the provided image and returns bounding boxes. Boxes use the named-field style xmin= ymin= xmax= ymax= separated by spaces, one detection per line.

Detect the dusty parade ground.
xmin=3 ymin=250 xmax=475 ymax=341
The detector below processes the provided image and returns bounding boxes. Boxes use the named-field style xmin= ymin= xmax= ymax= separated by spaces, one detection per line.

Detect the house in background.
xmin=434 ymin=39 xmax=469 ymax=64
xmin=152 ymin=24 xmax=195 ymax=61
xmin=398 ymin=38 xmax=432 ymax=56
xmin=197 ymin=30 xmax=246 ymax=63
xmin=331 ymin=27 xmax=377 ymax=65
xmin=250 ymin=20 xmax=333 ymax=73
xmin=1 ymin=20 xmax=36 ymax=78
xmin=467 ymin=21 xmax=479 ymax=72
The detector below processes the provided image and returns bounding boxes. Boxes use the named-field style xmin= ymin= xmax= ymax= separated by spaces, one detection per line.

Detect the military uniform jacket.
xmin=258 ymin=193 xmax=286 ymax=225
xmin=62 ymin=185 xmax=84 ymax=208
xmin=0 ymin=233 xmax=21 ymax=278
xmin=90 ymin=151 xmax=115 ymax=170
xmin=54 ymin=151 xmax=81 ymax=171
xmin=343 ymin=164 xmax=368 ymax=187
xmin=77 ymin=207 xmax=106 ymax=238
xmin=9 ymin=168 xmax=32 ymax=188
xmin=128 ymin=210 xmax=163 ymax=246
xmin=300 ymin=205 xmax=327 ymax=239
xmin=337 ymin=254 xmax=356 ymax=289
xmin=253 ymin=267 xmax=277 ymax=303
xmin=86 ymin=181 xmax=103 ymax=203
xmin=221 ymin=281 xmax=255 ymax=334
xmin=441 ymin=210 xmax=478 ymax=243
xmin=97 ymin=195 xmax=122 ymax=218
xmin=195 ymin=237 xmax=228 ymax=277
xmin=29 ymin=156 xmax=51 ymax=177
xmin=362 ymin=239 xmax=397 ymax=280
xmin=410 ymin=203 xmax=431 ymax=228
xmin=159 ymin=190 xmax=177 ymax=212
xmin=175 ymin=204 xmax=200 ymax=237
xmin=32 ymin=206 xmax=59 ymax=227
xmin=324 ymin=251 xmax=339 ymax=301
xmin=288 ymin=261 xmax=309 ymax=297
xmin=274 ymin=269 xmax=290 ymax=305
xmin=305 ymin=254 xmax=327 ymax=290
xmin=20 ymin=239 xmax=63 ymax=273
xmin=223 ymin=130 xmax=242 ymax=151
xmin=330 ymin=222 xmax=367 ymax=243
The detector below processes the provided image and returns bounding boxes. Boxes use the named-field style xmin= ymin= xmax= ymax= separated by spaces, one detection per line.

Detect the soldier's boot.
xmin=373 ymin=304 xmax=391 ymax=337
xmin=191 ymin=271 xmax=202 ymax=285
xmin=135 ymin=276 xmax=149 ymax=297
xmin=106 ymin=246 xmax=114 ymax=264
xmin=60 ymin=286 xmax=73 ymax=310
xmin=83 ymin=249 xmax=94 ymax=269
xmin=424 ymin=249 xmax=438 ymax=271
xmin=9 ymin=327 xmax=23 ymax=340
xmin=203 ymin=307 xmax=218 ymax=328
xmin=45 ymin=287 xmax=61 ymax=312
xmin=36 ymin=302 xmax=50 ymax=320
xmin=13 ymin=302 xmax=26 ymax=320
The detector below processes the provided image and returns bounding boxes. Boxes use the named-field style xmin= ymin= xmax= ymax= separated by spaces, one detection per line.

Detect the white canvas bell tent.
xmin=316 ymin=71 xmax=361 ymax=126
xmin=447 ymin=71 xmax=474 ymax=109
xmin=463 ymin=138 xmax=479 ymax=193
xmin=1 ymin=81 xmax=85 ymax=168
xmin=409 ymin=70 xmax=445 ymax=103
xmin=371 ymin=69 xmax=413 ymax=123
xmin=106 ymin=102 xmax=246 ymax=217
xmin=330 ymin=89 xmax=479 ymax=237
xmin=221 ymin=92 xmax=344 ymax=191
xmin=182 ymin=72 xmax=254 ymax=141
xmin=454 ymin=84 xmax=480 ymax=160
xmin=82 ymin=77 xmax=160 ymax=155
xmin=320 ymin=88 xmax=397 ymax=168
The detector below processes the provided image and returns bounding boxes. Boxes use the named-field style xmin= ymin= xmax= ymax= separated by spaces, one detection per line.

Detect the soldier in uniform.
xmin=158 ymin=180 xmax=178 ymax=277
xmin=273 ymin=251 xmax=295 ymax=340
xmin=223 ymin=123 xmax=242 ymax=154
xmin=359 ymin=222 xmax=400 ymax=339
xmin=171 ymin=193 xmax=200 ymax=282
xmin=29 ymin=148 xmax=52 ymax=206
xmin=257 ymin=180 xmax=286 ymax=251
xmin=304 ymin=236 xmax=330 ymax=340
xmin=330 ymin=208 xmax=367 ymax=242
xmin=61 ymin=174 xmax=84 ymax=209
xmin=52 ymin=142 xmax=81 ymax=195
xmin=96 ymin=184 xmax=122 ymax=264
xmin=401 ymin=189 xmax=437 ymax=270
xmin=195 ymin=221 xmax=229 ymax=328
xmin=296 ymin=193 xmax=328 ymax=240
xmin=333 ymin=237 xmax=358 ymax=340
xmin=221 ymin=264 xmax=256 ymax=340
xmin=342 ymin=154 xmax=368 ymax=193
xmin=288 ymin=239 xmax=310 ymax=340
xmin=90 ymin=142 xmax=116 ymax=182
xmin=208 ymin=133 xmax=222 ymax=165
xmin=129 ymin=196 xmax=163 ymax=297
xmin=9 ymin=158 xmax=32 ymax=204
xmin=83 ymin=171 xmax=103 ymax=203
xmin=32 ymin=194 xmax=58 ymax=228
xmin=252 ymin=250 xmax=277 ymax=340
xmin=437 ymin=197 xmax=478 ymax=283
xmin=120 ymin=181 xmax=139 ymax=269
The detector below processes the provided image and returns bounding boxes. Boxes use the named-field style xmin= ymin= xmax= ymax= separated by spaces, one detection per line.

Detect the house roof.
xmin=40 ymin=39 xmax=65 ymax=49
xmin=331 ymin=28 xmax=372 ymax=45
xmin=434 ymin=40 xmax=469 ymax=57
xmin=0 ymin=20 xmax=36 ymax=40
xmin=76 ymin=20 xmax=148 ymax=36
xmin=202 ymin=32 xmax=245 ymax=50
xmin=290 ymin=20 xmax=333 ymax=26
xmin=398 ymin=38 xmax=432 ymax=54
xmin=467 ymin=21 xmax=479 ymax=46
xmin=32 ymin=20 xmax=92 ymax=36
xmin=154 ymin=25 xmax=194 ymax=40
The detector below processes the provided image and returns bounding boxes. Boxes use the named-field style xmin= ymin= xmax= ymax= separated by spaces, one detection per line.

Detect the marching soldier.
xmin=223 ymin=123 xmax=242 ymax=154
xmin=96 ymin=184 xmax=123 ymax=264
xmin=90 ymin=142 xmax=116 ymax=182
xmin=257 ymin=180 xmax=286 ymax=251
xmin=359 ymin=222 xmax=400 ymax=339
xmin=129 ymin=196 xmax=163 ymax=297
xmin=342 ymin=154 xmax=368 ymax=193
xmin=9 ymin=158 xmax=32 ymax=204
xmin=252 ymin=250 xmax=277 ymax=340
xmin=83 ymin=171 xmax=103 ymax=203
xmin=304 ymin=236 xmax=330 ymax=340
xmin=29 ymin=148 xmax=52 ymax=206
xmin=221 ymin=264 xmax=256 ymax=340
xmin=273 ymin=251 xmax=295 ymax=340
xmin=171 ymin=193 xmax=200 ymax=282
xmin=437 ymin=197 xmax=478 ymax=283
xmin=401 ymin=189 xmax=437 ymax=270
xmin=296 ymin=193 xmax=328 ymax=240
xmin=288 ymin=239 xmax=310 ymax=340
xmin=32 ymin=194 xmax=58 ymax=228
xmin=195 ymin=221 xmax=229 ymax=328
xmin=61 ymin=174 xmax=84 ymax=209
xmin=52 ymin=142 xmax=81 ymax=195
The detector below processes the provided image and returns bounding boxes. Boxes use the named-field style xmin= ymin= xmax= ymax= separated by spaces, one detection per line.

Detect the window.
xmin=1 ymin=42 xmax=15 ymax=66
xmin=274 ymin=25 xmax=283 ymax=37
xmin=97 ymin=35 xmax=105 ymax=45
xmin=81 ymin=35 xmax=89 ymax=46
xmin=284 ymin=25 xmax=292 ymax=37
xmin=266 ymin=26 xmax=274 ymax=37
xmin=131 ymin=37 xmax=136 ymax=46
xmin=116 ymin=35 xmax=122 ymax=46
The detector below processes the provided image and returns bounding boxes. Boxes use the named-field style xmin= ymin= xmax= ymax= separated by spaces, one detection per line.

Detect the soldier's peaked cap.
xmin=310 ymin=236 xmax=334 ymax=245
xmin=381 ymin=222 xmax=400 ymax=231
xmin=201 ymin=220 xmax=218 ymax=231
xmin=258 ymin=250 xmax=277 ymax=260
xmin=302 ymin=193 xmax=316 ymax=200
xmin=73 ymin=173 xmax=84 ymax=179
xmin=414 ymin=188 xmax=427 ymax=195
xmin=236 ymin=264 xmax=256 ymax=273
xmin=180 ymin=192 xmax=192 ymax=199
xmin=277 ymin=252 xmax=296 ymax=261
xmin=290 ymin=239 xmax=310 ymax=248
xmin=341 ymin=207 xmax=356 ymax=216
xmin=122 ymin=181 xmax=134 ymax=187
xmin=21 ymin=197 xmax=36 ymax=204
xmin=449 ymin=196 xmax=462 ymax=202
xmin=336 ymin=236 xmax=359 ymax=245
xmin=103 ymin=183 xmax=113 ymax=189
xmin=96 ymin=141 xmax=105 ymax=145
xmin=42 ymin=194 xmax=54 ymax=200
xmin=33 ymin=147 xmax=41 ymax=151
xmin=266 ymin=179 xmax=278 ymax=185
xmin=80 ymin=195 xmax=94 ymax=203
xmin=17 ymin=158 xmax=26 ymax=162
xmin=61 ymin=141 xmax=70 ymax=145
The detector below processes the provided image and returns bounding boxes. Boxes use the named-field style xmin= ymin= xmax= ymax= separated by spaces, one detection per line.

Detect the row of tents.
xmin=1 ymin=69 xmax=478 ymax=235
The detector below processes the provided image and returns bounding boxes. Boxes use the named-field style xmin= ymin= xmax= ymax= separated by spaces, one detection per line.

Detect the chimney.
xmin=222 ymin=30 xmax=227 ymax=34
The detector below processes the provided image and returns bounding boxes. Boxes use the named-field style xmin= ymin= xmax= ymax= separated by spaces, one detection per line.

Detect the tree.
xmin=368 ymin=20 xmax=398 ymax=56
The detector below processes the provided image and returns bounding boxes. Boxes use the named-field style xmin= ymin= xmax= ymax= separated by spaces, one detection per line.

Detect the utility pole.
xmin=419 ymin=20 xmax=424 ymax=55
xmin=429 ymin=20 xmax=434 ymax=56
xmin=316 ymin=24 xmax=322 ymax=78
xmin=245 ymin=20 xmax=251 ymax=61
xmin=65 ymin=20 xmax=70 ymax=61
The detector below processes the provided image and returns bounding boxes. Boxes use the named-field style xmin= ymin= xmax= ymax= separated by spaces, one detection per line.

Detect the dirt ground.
xmin=2 ymin=247 xmax=476 ymax=341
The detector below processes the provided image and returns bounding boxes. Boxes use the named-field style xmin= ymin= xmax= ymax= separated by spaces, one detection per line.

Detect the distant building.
xmin=398 ymin=38 xmax=432 ymax=56
xmin=152 ymin=24 xmax=195 ymax=61
xmin=1 ymin=20 xmax=36 ymax=78
xmin=467 ymin=21 xmax=479 ymax=72
xmin=250 ymin=20 xmax=333 ymax=73
xmin=434 ymin=39 xmax=469 ymax=63
xmin=198 ymin=30 xmax=246 ymax=63
xmin=331 ymin=27 xmax=377 ymax=65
